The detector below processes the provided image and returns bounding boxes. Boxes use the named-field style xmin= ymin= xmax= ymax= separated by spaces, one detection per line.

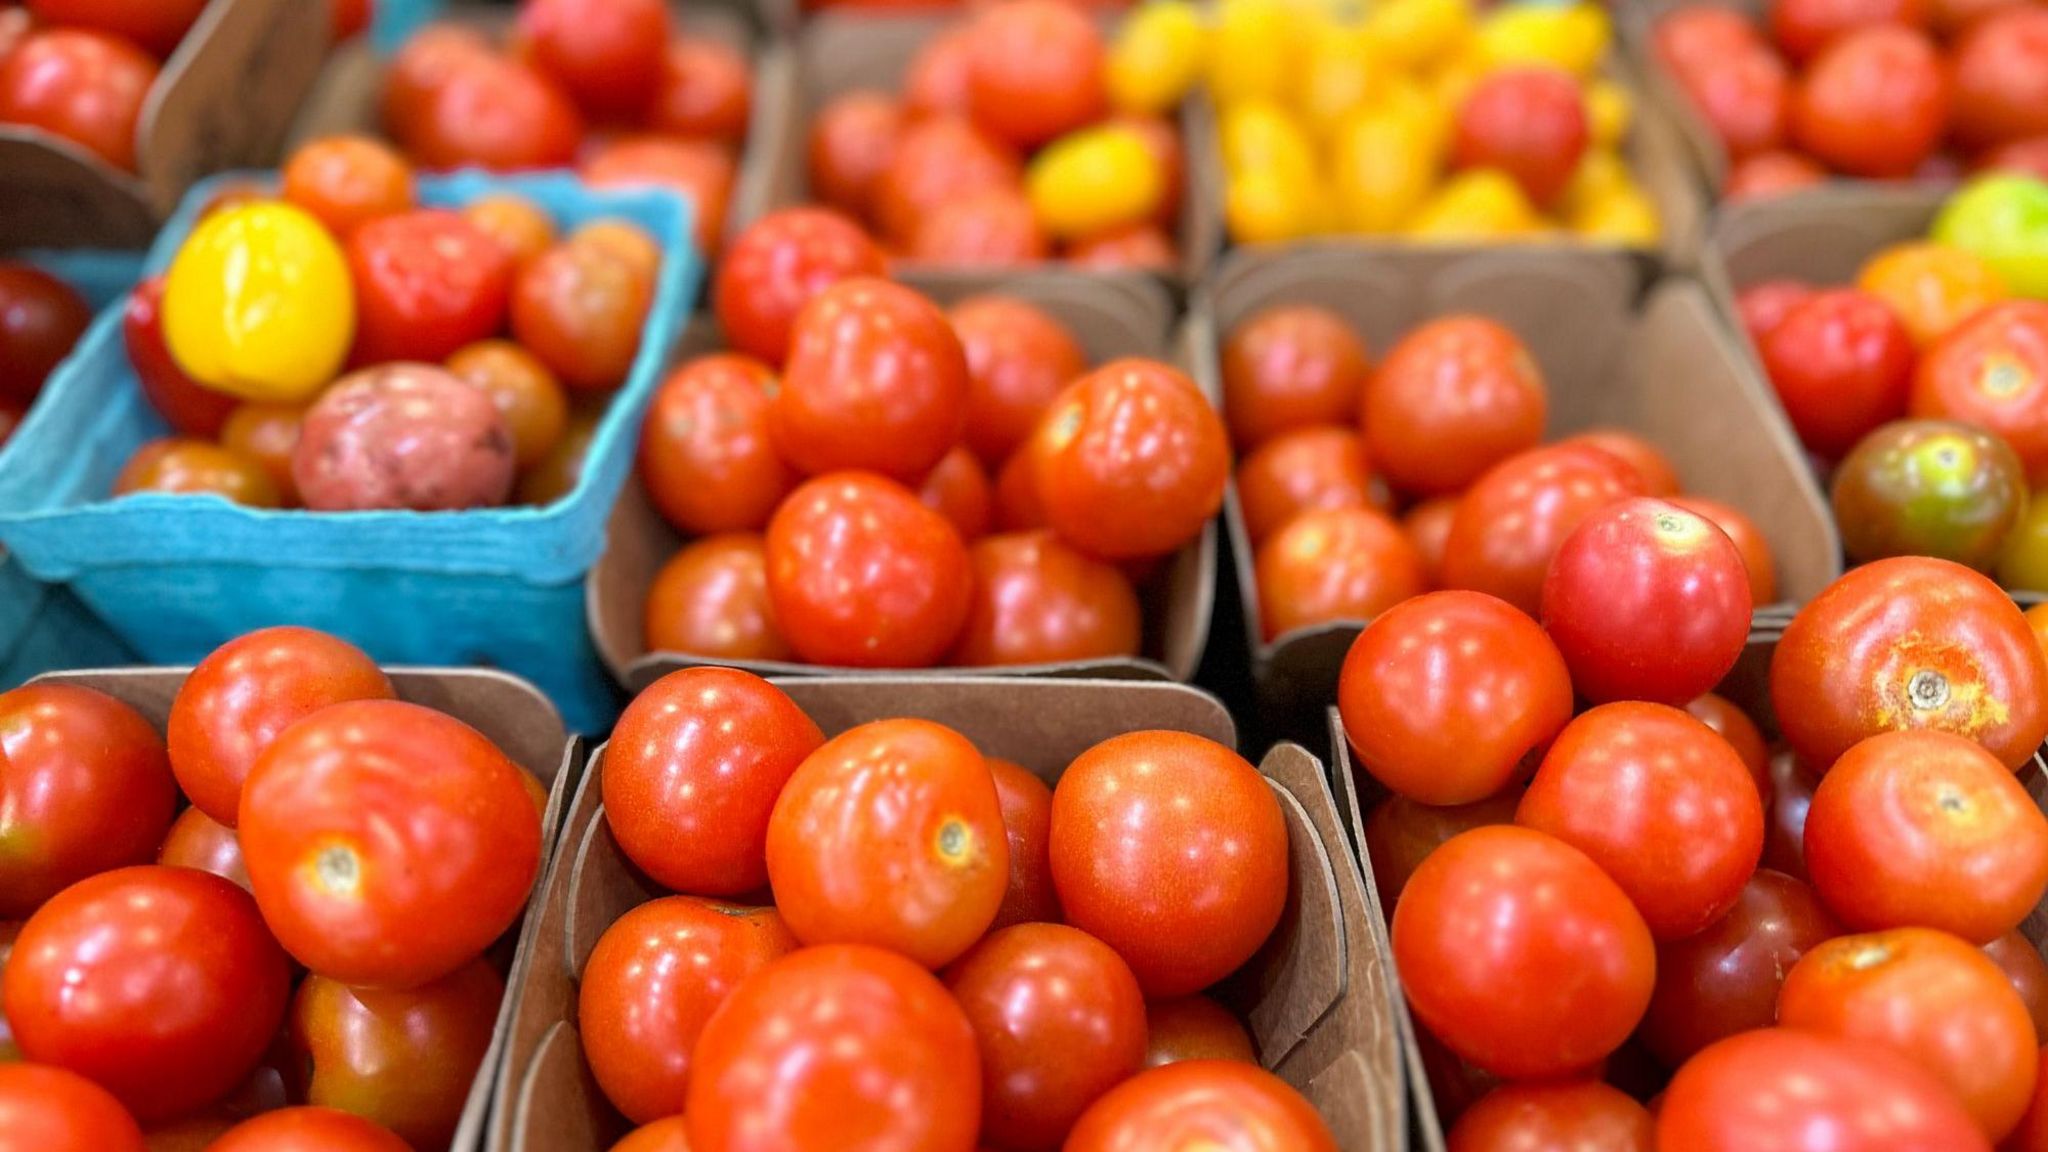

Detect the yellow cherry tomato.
xmin=1227 ymin=166 xmax=1326 ymax=243
xmin=1293 ymin=22 xmax=1390 ymax=139
xmin=1208 ymin=0 xmax=1307 ymax=108
xmin=1475 ymin=1 xmax=1610 ymax=77
xmin=1570 ymin=182 xmax=1662 ymax=247
xmin=1108 ymin=0 xmax=1208 ymax=116
xmin=1407 ymin=169 xmax=1543 ymax=241
xmin=1329 ymin=99 xmax=1440 ymax=234
xmin=1369 ymin=0 xmax=1474 ymax=72
xmin=1584 ymin=78 xmax=1632 ymax=150
xmin=1558 ymin=148 xmax=1632 ymax=219
xmin=1855 ymin=241 xmax=2008 ymax=347
xmin=163 ymin=200 xmax=355 ymax=403
xmin=1218 ymin=101 xmax=1320 ymax=186
xmin=1027 ymin=125 xmax=1165 ymax=240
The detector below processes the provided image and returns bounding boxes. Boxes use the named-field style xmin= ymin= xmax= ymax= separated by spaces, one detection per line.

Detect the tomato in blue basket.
xmin=124 ymin=277 xmax=236 ymax=437
xmin=346 ymin=210 xmax=513 ymax=365
xmin=511 ymin=236 xmax=654 ymax=393
xmin=0 ymin=262 xmax=90 ymax=405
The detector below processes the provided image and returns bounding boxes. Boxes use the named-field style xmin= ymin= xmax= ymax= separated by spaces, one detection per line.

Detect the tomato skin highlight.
xmin=1063 ymin=1059 xmax=1339 ymax=1152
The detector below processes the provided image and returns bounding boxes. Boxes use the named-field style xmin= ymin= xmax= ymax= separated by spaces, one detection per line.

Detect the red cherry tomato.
xmin=1677 ymin=45 xmax=1789 ymax=161
xmin=1764 ymin=748 xmax=1822 ymax=879
xmin=1447 ymin=1081 xmax=1653 ymax=1152
xmin=346 ymin=208 xmax=513 ymax=365
xmin=123 ymin=277 xmax=234 ymax=437
xmin=446 ymin=338 xmax=569 ymax=470
xmin=952 ymin=530 xmax=1142 ymax=666
xmin=1364 ymin=316 xmax=1546 ymax=498
xmin=986 ymin=756 xmax=1061 ymax=931
xmin=902 ymin=25 xmax=974 ymax=119
xmin=0 ymin=262 xmax=88 ymax=405
xmin=0 ymin=1063 xmax=145 ymax=1152
xmin=908 ymin=188 xmax=1049 ymax=267
xmin=995 ymin=448 xmax=1049 ymax=531
xmin=1236 ymin=426 xmax=1380 ymax=546
xmin=461 ymin=193 xmax=556 ymax=268
xmin=1560 ymin=428 xmax=1680 ymax=496
xmin=649 ymin=37 xmax=752 ymax=146
xmin=1065 ymin=223 xmax=1179 ymax=272
xmin=1987 ymin=931 xmax=2048 ymax=1041
xmin=950 ymin=294 xmax=1087 ymax=467
xmin=1910 ymin=301 xmax=2048 ymax=484
xmin=581 ymin=137 xmax=734 ymax=256
xmin=1670 ymin=494 xmax=1779 ymax=604
xmin=643 ymin=533 xmax=790 ymax=662
xmin=1655 ymin=7 xmax=1766 ymax=77
xmin=0 ymin=28 xmax=156 ymax=172
xmin=922 ymin=443 xmax=998 ymax=539
xmin=1769 ymin=0 xmax=1929 ymax=61
xmin=611 ymin=1117 xmax=693 ymax=1152
xmin=1142 ymin=998 xmax=1257 ymax=1068
xmin=963 ymin=0 xmax=1107 ymax=149
xmin=1759 ymin=288 xmax=1915 ymax=460
xmin=1686 ymin=692 xmax=1772 ymax=797
xmin=1451 ymin=67 xmax=1588 ymax=206
xmin=1947 ymin=7 xmax=2048 ymax=149
xmin=638 ymin=354 xmax=794 ymax=535
xmin=378 ymin=25 xmax=492 ymax=140
xmin=282 ymin=136 xmax=415 ymax=239
xmin=157 ymin=805 xmax=251 ymax=891
xmin=1441 ymin=443 xmax=1645 ymax=613
xmin=1221 ymin=304 xmax=1370 ymax=451
xmin=511 ymin=237 xmax=653 ymax=392
xmin=1735 ymin=279 xmax=1817 ymax=349
xmin=205 ymin=1107 xmax=413 ymax=1152
xmin=401 ymin=54 xmax=584 ymax=173
xmin=1064 ymin=1061 xmax=1336 ymax=1152
xmin=512 ymin=0 xmax=670 ymax=120
xmin=1790 ymin=27 xmax=1950 ymax=178
xmin=1363 ymin=791 xmax=1522 ymax=912
xmin=1256 ymin=506 xmax=1426 ymax=640
xmin=713 ymin=208 xmax=886 ymax=368
xmin=1723 ymin=149 xmax=1828 ymax=202
xmin=873 ymin=116 xmax=1022 ymax=246
xmin=25 ymin=0 xmax=208 ymax=59
xmin=1403 ymin=497 xmax=1458 ymax=587
xmin=808 ymin=90 xmax=905 ymax=219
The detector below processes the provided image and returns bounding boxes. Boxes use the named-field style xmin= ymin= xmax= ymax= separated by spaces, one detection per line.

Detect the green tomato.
xmin=1832 ymin=419 xmax=2027 ymax=572
xmin=1931 ymin=175 xmax=2048 ymax=301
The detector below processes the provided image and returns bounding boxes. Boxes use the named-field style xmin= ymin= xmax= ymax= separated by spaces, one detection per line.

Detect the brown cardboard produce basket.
xmin=1198 ymin=244 xmax=1839 ymax=742
xmin=1700 ymin=183 xmax=1946 ymax=319
xmin=0 ymin=0 xmax=329 ymax=248
xmin=32 ymin=664 xmax=584 ymax=1152
xmin=1615 ymin=0 xmax=1763 ymax=194
xmin=489 ymin=676 xmax=1402 ymax=1152
xmin=287 ymin=0 xmax=793 ymax=247
xmin=585 ymin=272 xmax=1218 ymax=691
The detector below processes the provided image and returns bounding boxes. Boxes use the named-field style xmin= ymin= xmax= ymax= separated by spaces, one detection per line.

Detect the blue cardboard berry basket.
xmin=0 ymin=171 xmax=700 ymax=730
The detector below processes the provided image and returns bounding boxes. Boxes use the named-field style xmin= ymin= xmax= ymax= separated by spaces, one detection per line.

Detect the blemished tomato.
xmin=908 ymin=189 xmax=1048 ymax=267
xmin=685 ymin=945 xmax=982 ymax=1151
xmin=123 ymin=276 xmax=234 ymax=438
xmin=511 ymin=237 xmax=652 ymax=392
xmin=399 ymin=54 xmax=584 ymax=173
xmin=1856 ymin=243 xmax=2007 ymax=349
xmin=0 ymin=1062 xmax=145 ymax=1152
xmin=1948 ymin=7 xmax=2048 ymax=149
xmin=205 ymin=1107 xmax=413 ymax=1152
xmin=1363 ymin=317 xmax=1545 ymax=499
xmin=986 ymin=756 xmax=1060 ymax=931
xmin=1029 ymin=359 xmax=1230 ymax=561
xmin=1669 ymin=494 xmax=1780 ymax=604
xmin=0 ymin=263 xmax=88 ymax=405
xmin=1780 ymin=928 xmax=2037 ymax=1140
xmin=1803 ymin=730 xmax=2048 ymax=944
xmin=378 ymin=25 xmax=492 ymax=140
xmin=579 ymin=898 xmax=795 ymax=1126
xmin=1790 ymin=27 xmax=1950 ymax=178
xmin=219 ymin=402 xmax=305 ymax=504
xmin=158 ymin=805 xmax=250 ymax=891
xmin=1065 ymin=223 xmax=1179 ymax=272
xmin=643 ymin=533 xmax=792 ymax=662
xmin=604 ymin=667 xmax=823 ymax=897
xmin=945 ymin=923 xmax=1146 ymax=1150
xmin=1769 ymin=0 xmax=1929 ymax=62
xmin=611 ymin=1117 xmax=693 ymax=1152
xmin=1064 ymin=1062 xmax=1336 ymax=1152
xmin=1765 ymin=748 xmax=1822 ymax=879
xmin=1339 ymin=590 xmax=1573 ymax=806
xmin=1256 ymin=506 xmax=1427 ymax=640
xmin=0 ymin=29 xmax=156 ymax=172
xmin=1771 ymin=556 xmax=2048 ymax=771
xmin=238 ymin=699 xmax=541 ymax=988
xmin=808 ymin=90 xmax=905 ymax=218
xmin=1236 ymin=427 xmax=1378 ymax=547
xmin=0 ymin=683 xmax=177 ymax=918
xmin=714 ymin=208 xmax=887 ymax=368
xmin=650 ymin=37 xmax=752 ymax=145
xmin=1832 ymin=419 xmax=2026 ymax=571
xmin=1143 ymin=997 xmax=1256 ymax=1069
xmin=1362 ymin=791 xmax=1522 ymax=912
xmin=1393 ymin=826 xmax=1655 ymax=1080
xmin=1517 ymin=703 xmax=1765 ymax=940
xmin=462 ymin=194 xmax=556 ymax=268
xmin=872 ymin=116 xmax=1022 ymax=246
xmin=773 ymin=278 xmax=969 ymax=481
xmin=1639 ymin=868 xmax=1838 ymax=1069
xmin=1539 ymin=498 xmax=1754 ymax=706
xmin=1451 ymin=67 xmax=1588 ymax=207
xmin=950 ymin=295 xmax=1087 ymax=468
xmin=1678 ymin=47 xmax=1789 ymax=161
xmin=512 ymin=0 xmax=670 ymax=119
xmin=903 ymin=25 xmax=974 ymax=119
xmin=581 ymin=137 xmax=733 ymax=256
xmin=292 ymin=959 xmax=504 ymax=1150
xmin=167 ymin=625 xmax=394 ymax=828
xmin=1736 ymin=279 xmax=1817 ymax=349
xmin=113 ymin=438 xmax=281 ymax=505
xmin=1760 ymin=288 xmax=1917 ymax=459
xmin=951 ymin=531 xmax=1141 ymax=667
xmin=282 ymin=136 xmax=414 ymax=240
xmin=1656 ymin=1028 xmax=1992 ymax=1151
xmin=1685 ymin=692 xmax=1772 ymax=798
xmin=767 ymin=719 xmax=1007 ymax=968
xmin=1219 ymin=304 xmax=1370 ymax=451
xmin=765 ymin=471 xmax=974 ymax=667
xmin=1049 ymin=731 xmax=1288 ymax=998
xmin=1447 ymin=1081 xmax=1653 ymax=1152
xmin=6 ymin=866 xmax=290 ymax=1122
xmin=1910 ymin=301 xmax=2048 ymax=484
xmin=963 ymin=0 xmax=1106 ymax=149
xmin=1722 ymin=149 xmax=1828 ymax=202
xmin=1441 ymin=443 xmax=1645 ymax=614
xmin=637 ymin=355 xmax=793 ymax=535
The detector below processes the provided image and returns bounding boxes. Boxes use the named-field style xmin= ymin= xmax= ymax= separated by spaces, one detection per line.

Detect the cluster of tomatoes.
xmin=112 ymin=133 xmax=661 ymax=513
xmin=0 ymin=260 xmax=89 ymax=449
xmin=1224 ymin=301 xmax=1777 ymax=644
xmin=0 ymin=624 xmax=545 ymax=1150
xmin=580 ymin=665 xmax=1332 ymax=1152
xmin=1653 ymin=0 xmax=2048 ymax=200
xmin=633 ymin=207 xmax=1225 ymax=668
xmin=1345 ymin=548 xmax=2048 ymax=1149
xmin=380 ymin=0 xmax=751 ymax=254
xmin=805 ymin=0 xmax=1187 ymax=270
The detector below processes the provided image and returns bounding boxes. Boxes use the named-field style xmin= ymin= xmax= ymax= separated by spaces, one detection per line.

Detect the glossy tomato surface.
xmin=713 ymin=208 xmax=886 ymax=368
xmin=204 ymin=1106 xmax=413 ymax=1152
xmin=808 ymin=91 xmax=905 ymax=219
xmin=1362 ymin=791 xmax=1522 ymax=913
xmin=114 ymin=439 xmax=282 ymax=506
xmin=1450 ymin=67 xmax=1588 ymax=207
xmin=1142 ymin=996 xmax=1257 ymax=1069
xmin=344 ymin=209 xmax=513 ymax=365
xmin=1790 ymin=26 xmax=1949 ymax=177
xmin=1669 ymin=495 xmax=1779 ymax=605
xmin=642 ymin=533 xmax=792 ymax=662
xmin=1255 ymin=506 xmax=1426 ymax=640
xmin=949 ymin=295 xmax=1087 ymax=468
xmin=1063 ymin=1060 xmax=1338 ymax=1152
xmin=446 ymin=339 xmax=569 ymax=469
xmin=1831 ymin=419 xmax=2026 ymax=571
xmin=511 ymin=0 xmax=669 ymax=119
xmin=1686 ymin=692 xmax=1772 ymax=798
xmin=1362 ymin=316 xmax=1545 ymax=498
xmin=1235 ymin=426 xmax=1379 ymax=546
xmin=951 ymin=531 xmax=1141 ymax=667
xmin=282 ymin=135 xmax=414 ymax=239
xmin=156 ymin=805 xmax=251 ymax=891
xmin=0 ymin=263 xmax=88 ymax=405
xmin=510 ymin=236 xmax=652 ymax=393
xmin=1446 ymin=1081 xmax=1653 ymax=1152
xmin=638 ymin=354 xmax=795 ymax=535
xmin=0 ymin=29 xmax=156 ymax=172
xmin=219 ymin=401 xmax=307 ymax=504
xmin=918 ymin=445 xmax=994 ymax=541
xmin=1560 ymin=429 xmax=1681 ymax=497
xmin=1910 ymin=301 xmax=2048 ymax=484
xmin=1220 ymin=303 xmax=1370 ymax=451
xmin=963 ymin=0 xmax=1106 ymax=148
xmin=1441 ymin=443 xmax=1644 ymax=613
xmin=985 ymin=756 xmax=1060 ymax=931
xmin=0 ymin=1062 xmax=145 ymax=1152
xmin=123 ymin=275 xmax=234 ymax=438
xmin=1760 ymin=288 xmax=1916 ymax=460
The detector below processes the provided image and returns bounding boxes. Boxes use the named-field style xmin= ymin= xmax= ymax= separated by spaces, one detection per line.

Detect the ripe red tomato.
xmin=25 ymin=0 xmax=208 ymax=59
xmin=378 ymin=26 xmax=492 ymax=139
xmin=157 ymin=806 xmax=250 ymax=892
xmin=872 ymin=116 xmax=1022 ymax=246
xmin=1049 ymin=731 xmax=1288 ymax=998
xmin=1029 ymin=359 xmax=1230 ymax=560
xmin=1669 ymin=495 xmax=1779 ymax=604
xmin=952 ymin=531 xmax=1141 ymax=666
xmin=1441 ymin=443 xmax=1645 ymax=613
xmin=1770 ymin=556 xmax=2048 ymax=771
xmin=346 ymin=209 xmax=513 ymax=364
xmin=1362 ymin=316 xmax=1544 ymax=498
xmin=964 ymin=0 xmax=1106 ymax=149
xmin=1236 ymin=427 xmax=1380 ymax=546
xmin=945 ymin=923 xmax=1146 ymax=1150
xmin=1256 ymin=506 xmax=1427 ymax=640
xmin=1803 ymin=730 xmax=2048 ymax=944
xmin=714 ymin=208 xmax=886 ymax=368
xmin=650 ymin=37 xmax=752 ymax=145
xmin=0 ymin=29 xmax=156 ymax=172
xmin=1142 ymin=998 xmax=1256 ymax=1069
xmin=1677 ymin=46 xmax=1789 ymax=161
xmin=1450 ymin=67 xmax=1588 ymax=207
xmin=766 ymin=718 xmax=1007 ymax=968
xmin=579 ymin=898 xmax=795 ymax=1126
xmin=511 ymin=237 xmax=652 ymax=392
xmin=995 ymin=449 xmax=1049 ymax=531
xmin=1764 ymin=748 xmax=1822 ymax=879
xmin=1791 ymin=27 xmax=1950 ymax=178
xmin=399 ymin=55 xmax=584 ymax=173
xmin=950 ymin=295 xmax=1087 ymax=467
xmin=1735 ymin=279 xmax=1817 ymax=349
xmin=1393 ymin=825 xmax=1655 ymax=1079
xmin=512 ymin=0 xmax=670 ymax=119
xmin=1064 ymin=1061 xmax=1336 ymax=1152
xmin=167 ymin=626 xmax=394 ymax=828
xmin=1540 ymin=498 xmax=1754 ymax=705
xmin=205 ymin=1107 xmax=413 ymax=1152
xmin=612 ymin=1117 xmax=693 ymax=1152
xmin=1987 ymin=931 xmax=2048 ymax=1041
xmin=1363 ymin=791 xmax=1521 ymax=913
xmin=113 ymin=439 xmax=282 ymax=505
xmin=643 ymin=534 xmax=791 ymax=662
xmin=1769 ymin=0 xmax=1929 ymax=61
xmin=907 ymin=188 xmax=1049 ymax=267
xmin=580 ymin=137 xmax=733 ymax=256
xmin=1220 ymin=304 xmax=1370 ymax=452
xmin=1685 ymin=692 xmax=1772 ymax=797
xmin=1723 ymin=149 xmax=1828 ymax=202
xmin=809 ymin=90 xmax=905 ymax=218
xmin=637 ymin=354 xmax=794 ymax=535
xmin=686 ymin=945 xmax=982 ymax=1151
xmin=1447 ymin=1081 xmax=1653 ymax=1152
xmin=2010 ymin=1050 xmax=2048 ymax=1152
xmin=986 ymin=756 xmax=1060 ymax=931
xmin=1779 ymin=927 xmax=2038 ymax=1141
xmin=1759 ymin=288 xmax=1916 ymax=459
xmin=1910 ymin=301 xmax=2048 ymax=484
xmin=0 ymin=1062 xmax=145 ymax=1152
xmin=0 ymin=262 xmax=88 ymax=405
xmin=238 ymin=700 xmax=541 ymax=988
xmin=1657 ymin=1028 xmax=1992 ymax=1151
xmin=1561 ymin=429 xmax=1680 ymax=496
xmin=903 ymin=25 xmax=973 ymax=119
xmin=282 ymin=136 xmax=414 ymax=239
xmin=1065 ymin=223 xmax=1179 ymax=272
xmin=0 ymin=684 xmax=176 ymax=918
xmin=7 ymin=866 xmax=290 ymax=1122
xmin=463 ymin=194 xmax=556 ymax=268
xmin=1984 ymin=135 xmax=2048 ymax=181
xmin=123 ymin=276 xmax=235 ymax=438
xmin=1656 ymin=7 xmax=1767 ymax=77
xmin=446 ymin=339 xmax=569 ymax=470
xmin=1402 ymin=497 xmax=1457 ymax=586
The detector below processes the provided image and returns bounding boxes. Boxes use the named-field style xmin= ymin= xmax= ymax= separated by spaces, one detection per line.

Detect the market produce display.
xmin=0 ymin=260 xmax=89 ymax=450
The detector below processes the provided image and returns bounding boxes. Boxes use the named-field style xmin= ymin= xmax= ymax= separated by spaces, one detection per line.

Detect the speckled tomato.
xmin=1832 ymin=419 xmax=2027 ymax=571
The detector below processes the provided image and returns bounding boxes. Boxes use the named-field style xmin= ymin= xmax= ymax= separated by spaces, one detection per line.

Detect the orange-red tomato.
xmin=0 ymin=28 xmax=156 ymax=172
xmin=952 ymin=531 xmax=1141 ymax=667
xmin=2009 ymin=1047 xmax=2048 ymax=1152
xmin=1049 ymin=731 xmax=1288 ymax=997
xmin=1064 ymin=1060 xmax=1338 ymax=1152
xmin=1769 ymin=0 xmax=1929 ymax=61
xmin=158 ymin=805 xmax=251 ymax=892
xmin=1950 ymin=7 xmax=2048 ymax=149
xmin=1560 ymin=429 xmax=1681 ymax=496
xmin=1685 ymin=692 xmax=1772 ymax=798
xmin=1790 ymin=26 xmax=1950 ymax=178
xmin=1364 ymin=317 xmax=1546 ymax=499
xmin=714 ymin=208 xmax=887 ymax=368
xmin=1363 ymin=791 xmax=1523 ymax=913
xmin=1910 ymin=301 xmax=2048 ymax=484
xmin=399 ymin=54 xmax=584 ymax=173
xmin=1221 ymin=304 xmax=1370 ymax=451
xmin=1722 ymin=149 xmax=1827 ymax=202
xmin=1736 ymin=279 xmax=1818 ymax=349
xmin=1857 ymin=242 xmax=2008 ymax=349
xmin=1447 ymin=1081 xmax=1654 ymax=1152
xmin=581 ymin=137 xmax=733 ymax=255
xmin=512 ymin=0 xmax=670 ymax=119
xmin=205 ymin=1107 xmax=412 ymax=1152
xmin=378 ymin=25 xmax=492 ymax=136
xmin=809 ymin=90 xmax=905 ymax=218
xmin=950 ymin=295 xmax=1088 ymax=467
xmin=649 ymin=37 xmax=752 ymax=145
xmin=872 ymin=115 xmax=1022 ymax=246
xmin=446 ymin=340 xmax=569 ymax=470
xmin=902 ymin=25 xmax=974 ymax=120
xmin=1403 ymin=497 xmax=1458 ymax=587
xmin=1668 ymin=494 xmax=1779 ymax=604
xmin=611 ymin=1117 xmax=694 ymax=1152
xmin=219 ymin=402 xmax=307 ymax=506
xmin=462 ymin=194 xmax=556 ymax=267
xmin=1655 ymin=6 xmax=1767 ymax=77
xmin=986 ymin=756 xmax=1061 ymax=931
xmin=638 ymin=354 xmax=794 ymax=535
xmin=1441 ymin=443 xmax=1644 ymax=613
xmin=573 ymin=219 xmax=662 ymax=281
xmin=643 ymin=533 xmax=792 ymax=662
xmin=1236 ymin=426 xmax=1380 ymax=546
xmin=918 ymin=445 xmax=994 ymax=540
xmin=1142 ymin=997 xmax=1257 ymax=1068
xmin=1987 ymin=931 xmax=2048 ymax=1041
xmin=1065 ymin=223 xmax=1179 ymax=272
xmin=1450 ymin=67 xmax=1589 ymax=207
xmin=25 ymin=0 xmax=207 ymax=58
xmin=1256 ymin=506 xmax=1426 ymax=640
xmin=0 ymin=1063 xmax=145 ymax=1152
xmin=512 ymin=237 xmax=652 ymax=392
xmin=995 ymin=448 xmax=1049 ymax=531
xmin=113 ymin=439 xmax=281 ymax=506
xmin=908 ymin=188 xmax=1049 ymax=266
xmin=963 ymin=0 xmax=1106 ymax=148
xmin=282 ymin=136 xmax=415 ymax=239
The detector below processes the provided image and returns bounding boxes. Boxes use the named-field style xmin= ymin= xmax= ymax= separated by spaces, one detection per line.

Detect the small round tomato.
xmin=1686 ymin=693 xmax=1772 ymax=797
xmin=346 ymin=209 xmax=512 ymax=365
xmin=462 ymin=194 xmax=555 ymax=267
xmin=1363 ymin=791 xmax=1522 ymax=912
xmin=167 ymin=625 xmax=394 ymax=827
xmin=0 ymin=1063 xmax=145 ymax=1152
xmin=1760 ymin=288 xmax=1916 ymax=460
xmin=713 ymin=208 xmax=886 ymax=368
xmin=158 ymin=805 xmax=250 ymax=891
xmin=1402 ymin=497 xmax=1458 ymax=587
xmin=7 ymin=866 xmax=291 ymax=1122
xmin=1540 ymin=498 xmax=1754 ymax=705
xmin=1256 ymin=506 xmax=1427 ymax=640
xmin=205 ymin=1107 xmax=412 ymax=1152
xmin=1220 ymin=304 xmax=1370 ymax=452
xmin=1236 ymin=427 xmax=1380 ymax=546
xmin=1448 ymin=1081 xmax=1654 ymax=1152
xmin=220 ymin=401 xmax=306 ymax=504
xmin=903 ymin=24 xmax=973 ymax=118
xmin=1949 ymin=7 xmax=2048 ymax=149
xmin=0 ymin=29 xmax=156 ymax=172
xmin=1441 ymin=443 xmax=1645 ymax=614
xmin=444 ymin=339 xmax=569 ymax=470
xmin=1910 ymin=301 xmax=2048 ymax=484
xmin=1393 ymin=826 xmax=1655 ymax=1080
xmin=0 ymin=683 xmax=177 ymax=918
xmin=643 ymin=533 xmax=791 ymax=662
xmin=1769 ymin=0 xmax=1928 ymax=61
xmin=872 ymin=116 xmax=1023 ymax=246
xmin=808 ymin=90 xmax=904 ymax=218
xmin=1677 ymin=47 xmax=1789 ymax=161
xmin=1065 ymin=223 xmax=1179 ymax=272
xmin=946 ymin=923 xmax=1146 ymax=1150
xmin=1790 ymin=27 xmax=1950 ymax=178
xmin=1049 ymin=731 xmax=1288 ymax=998
xmin=1771 ymin=556 xmax=2048 ymax=770
xmin=986 ymin=756 xmax=1059 ymax=931
xmin=1451 ymin=67 xmax=1588 ymax=206
xmin=995 ymin=449 xmax=1049 ymax=531
xmin=1804 ymin=729 xmax=2048 ymax=944
xmin=1832 ymin=419 xmax=2026 ymax=571
xmin=1029 ymin=359 xmax=1229 ymax=561
xmin=511 ymin=237 xmax=652 ymax=392
xmin=1655 ymin=7 xmax=1767 ymax=78
xmin=399 ymin=54 xmax=584 ymax=173
xmin=122 ymin=276 xmax=234 ymax=437
xmin=773 ymin=278 xmax=969 ymax=481
xmin=377 ymin=25 xmax=492 ymax=137
xmin=580 ymin=898 xmax=795 ymax=1125
xmin=25 ymin=0 xmax=208 ymax=58
xmin=282 ymin=136 xmax=414 ymax=239
xmin=952 ymin=531 xmax=1141 ymax=667
xmin=580 ymin=137 xmax=733 ymax=255
xmin=1363 ymin=316 xmax=1545 ymax=498
xmin=1856 ymin=242 xmax=2008 ymax=349
xmin=1065 ymin=1061 xmax=1337 ymax=1152
xmin=637 ymin=354 xmax=793 ymax=535
xmin=1765 ymin=748 xmax=1822 ymax=879
xmin=0 ymin=262 xmax=88 ymax=405
xmin=1722 ymin=149 xmax=1828 ymax=202
xmin=1988 ymin=931 xmax=2048 ymax=1042
xmin=113 ymin=438 xmax=282 ymax=506
xmin=1669 ymin=495 xmax=1780 ymax=604
xmin=238 ymin=700 xmax=541 ymax=988
xmin=907 ymin=189 xmax=1048 ymax=267
xmin=649 ymin=36 xmax=751 ymax=145
xmin=292 ymin=363 xmax=515 ymax=512
xmin=611 ymin=1117 xmax=693 ymax=1152
xmin=964 ymin=0 xmax=1106 ymax=149
xmin=1142 ymin=998 xmax=1256 ymax=1069
xmin=1560 ymin=429 xmax=1681 ymax=496
xmin=1736 ymin=279 xmax=1817 ymax=349
xmin=949 ymin=295 xmax=1086 ymax=468
xmin=1338 ymin=590 xmax=1573 ymax=806
xmin=511 ymin=0 xmax=669 ymax=119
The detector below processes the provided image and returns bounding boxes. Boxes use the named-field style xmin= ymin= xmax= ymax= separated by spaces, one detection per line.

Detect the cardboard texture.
xmin=34 ymin=664 xmax=583 ymax=1152
xmin=493 ymin=677 xmax=1403 ymax=1152
xmin=1197 ymin=245 xmax=1839 ymax=745
xmin=0 ymin=0 xmax=330 ymax=248
xmin=585 ymin=276 xmax=1219 ymax=689
xmin=1616 ymin=0 xmax=1764 ymax=191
